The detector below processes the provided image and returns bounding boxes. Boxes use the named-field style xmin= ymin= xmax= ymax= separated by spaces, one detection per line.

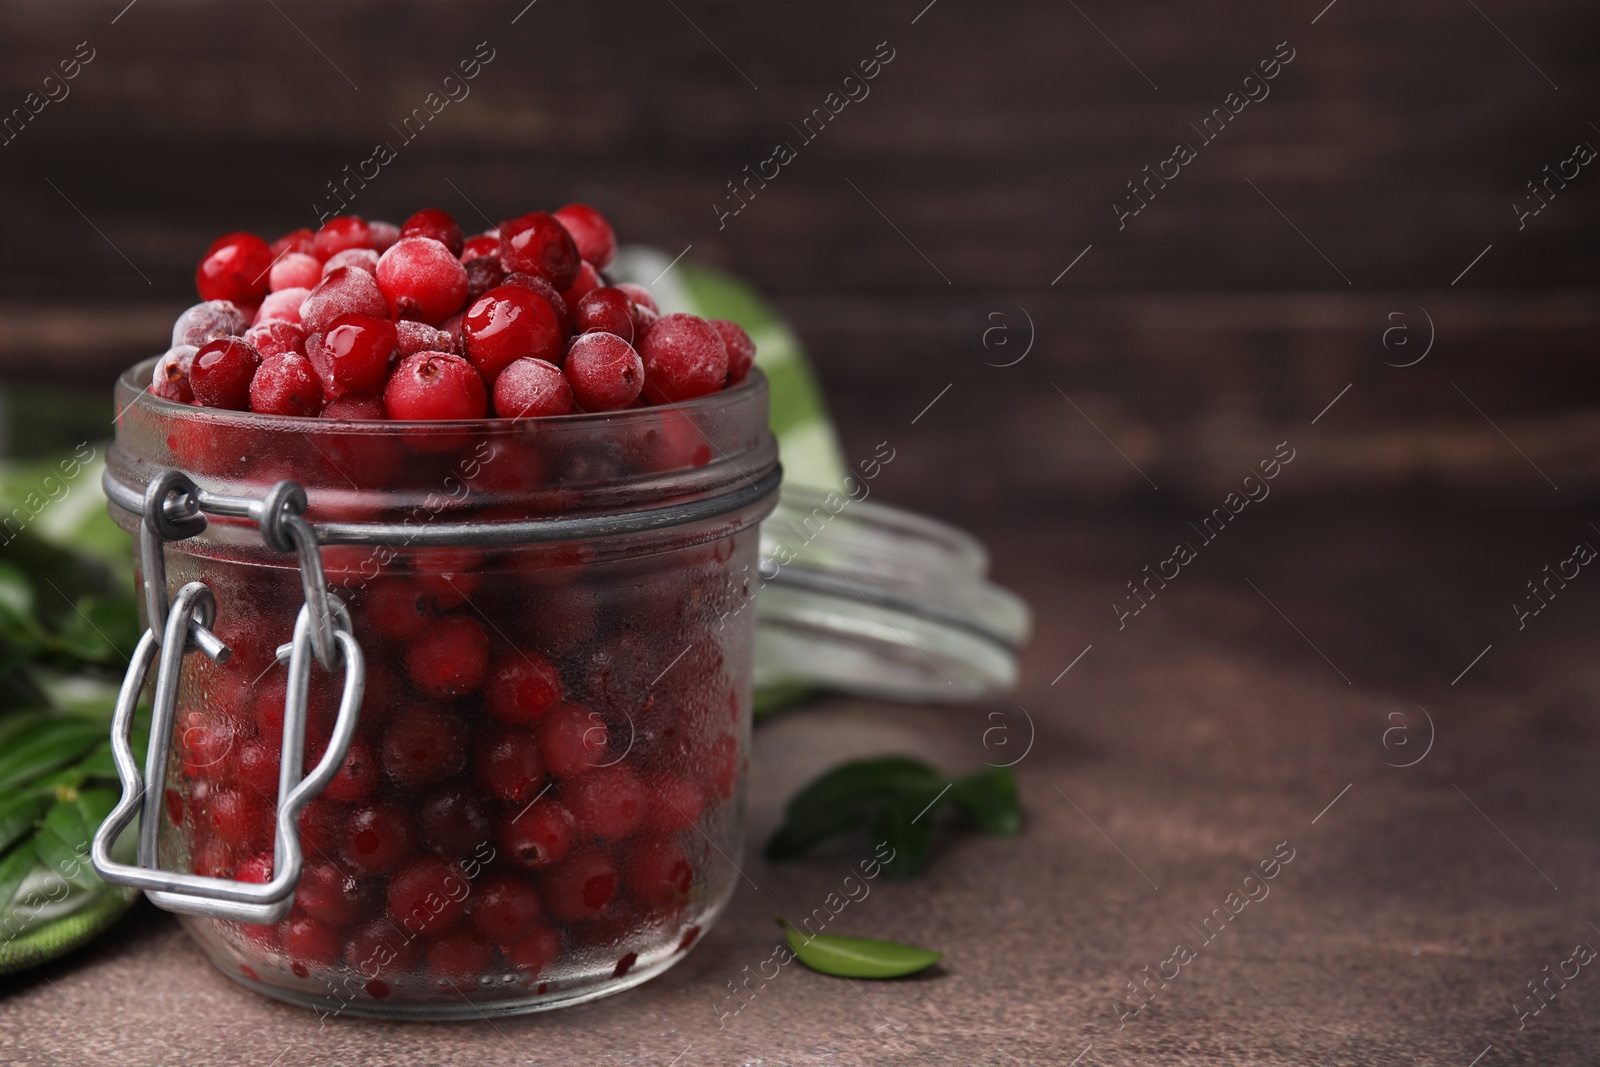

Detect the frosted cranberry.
xmin=322 ymin=736 xmax=379 ymax=802
xmin=243 ymin=320 xmax=308 ymax=359
xmin=300 ymin=265 xmax=388 ymax=334
xmin=283 ymin=916 xmax=343 ymax=968
xmin=439 ymin=311 xmax=466 ymax=348
xmin=463 ymin=255 xmax=506 ymax=302
xmin=234 ymin=738 xmax=279 ymax=798
xmin=486 ymin=652 xmax=562 ymax=725
xmin=710 ymin=320 xmax=755 ymax=383
xmin=505 ymin=926 xmax=560 ymax=976
xmin=541 ymin=703 xmax=609 ymax=776
xmin=463 ymin=285 xmax=563 ymax=382
xmin=196 ymin=232 xmax=272 ymax=305
xmin=402 ymin=208 xmax=464 ymax=256
xmin=502 ymin=271 xmax=570 ymax=332
xmin=644 ymin=775 xmax=706 ymax=833
xmin=378 ymin=237 xmax=469 ymax=323
xmin=476 ymin=727 xmax=547 ymax=806
xmin=470 ymin=873 xmax=543 ymax=942
xmin=562 ymin=260 xmax=602 ymax=306
xmin=314 ymin=216 xmax=373 ymax=259
xmin=295 ymin=860 xmax=373 ymax=927
xmin=347 ymin=920 xmax=420 ymax=979
xmin=565 ymin=765 xmax=647 ymax=839
xmin=208 ymin=788 xmax=271 ymax=850
xmin=553 ymin=204 xmax=617 ymax=269
xmin=566 ymin=332 xmax=644 ymax=411
xmin=387 ymin=858 xmax=470 ymax=935
xmin=323 ymin=247 xmax=380 ymax=277
xmin=542 ymin=848 xmax=617 ymax=921
xmin=574 ymin=287 xmax=634 ymax=343
xmin=307 ymin=313 xmax=396 ymax=398
xmin=173 ymin=300 xmax=249 ymax=348
xmin=320 ymin=395 xmax=388 ymax=420
xmin=362 ymin=578 xmax=434 ymax=640
xmin=500 ymin=799 xmax=575 ymax=869
xmin=384 ymin=351 xmax=488 ymax=420
xmin=428 ymin=930 xmax=494 ymax=981
xmin=190 ymin=337 xmax=263 ymax=410
xmin=493 ymin=358 xmax=572 ymax=418
xmin=406 ymin=616 xmax=489 ymax=696
xmin=249 ymin=353 xmax=324 ymax=416
xmin=298 ymin=798 xmax=344 ymax=855
xmin=411 ymin=547 xmax=481 ymax=609
xmin=255 ymin=287 xmax=308 ymax=326
xmin=461 ymin=234 xmax=500 ymax=261
xmin=628 ymin=840 xmax=693 ymax=905
xmin=383 ymin=705 xmax=468 ymax=787
xmin=150 ymin=346 xmax=197 ymax=403
xmin=270 ymin=228 xmax=316 ymax=259
xmin=396 ymin=319 xmax=458 ymax=358
xmin=616 ymin=283 xmax=658 ymax=313
xmin=270 ymin=252 xmax=322 ymax=292
xmin=420 ymin=789 xmax=492 ymax=858
xmin=500 ymin=212 xmax=580 ymax=290
xmin=369 ymin=220 xmax=400 ymax=252
xmin=640 ymin=314 xmax=729 ymax=403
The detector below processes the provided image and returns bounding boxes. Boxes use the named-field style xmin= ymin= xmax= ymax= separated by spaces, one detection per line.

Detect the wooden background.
xmin=1 ymin=0 xmax=1597 ymax=515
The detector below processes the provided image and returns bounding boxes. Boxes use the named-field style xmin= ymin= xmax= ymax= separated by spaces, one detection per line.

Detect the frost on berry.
xmin=172 ymin=300 xmax=249 ymax=349
xmin=301 ymin=266 xmax=389 ymax=334
xmin=255 ymin=287 xmax=310 ymax=326
xmin=323 ymin=248 xmax=381 ymax=278
xmin=150 ymin=344 xmax=198 ymax=403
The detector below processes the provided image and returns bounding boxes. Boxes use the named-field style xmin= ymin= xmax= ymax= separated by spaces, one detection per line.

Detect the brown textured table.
xmin=4 ymin=502 xmax=1597 ymax=1065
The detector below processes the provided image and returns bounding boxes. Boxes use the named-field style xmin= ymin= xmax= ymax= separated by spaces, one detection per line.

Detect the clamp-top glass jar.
xmin=94 ymin=357 xmax=778 ymax=1018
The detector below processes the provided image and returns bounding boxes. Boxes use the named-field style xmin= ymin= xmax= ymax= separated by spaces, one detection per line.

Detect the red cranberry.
xmin=405 ymin=616 xmax=489 ymax=697
xmin=270 ymin=228 xmax=316 ymax=258
xmin=370 ymin=220 xmax=400 ymax=251
xmin=427 ymin=930 xmax=495 ymax=982
xmin=639 ymin=314 xmax=728 ymax=403
xmin=307 ymin=313 xmax=397 ymax=398
xmin=470 ymin=873 xmax=544 ymax=942
xmin=340 ymin=802 xmax=414 ymax=874
xmin=283 ymin=916 xmax=343 ymax=969
xmin=243 ymin=320 xmax=308 ymax=359
xmin=505 ymin=926 xmax=560 ymax=976
xmin=396 ymin=319 xmax=458 ymax=358
xmin=566 ymin=332 xmax=644 ymax=411
xmin=270 ymin=252 xmax=322 ymax=292
xmin=420 ymin=788 xmax=492 ymax=858
xmin=255 ymin=287 xmax=308 ymax=325
xmin=644 ymin=775 xmax=707 ymax=833
xmin=463 ymin=285 xmax=563 ymax=383
xmin=150 ymin=346 xmax=197 ymax=403
xmin=628 ymin=839 xmax=694 ymax=905
xmin=300 ymin=265 xmax=389 ymax=334
xmin=299 ymin=797 xmax=344 ymax=856
xmin=164 ymin=786 xmax=183 ymax=825
xmin=323 ymin=247 xmax=380 ymax=278
xmin=499 ymin=212 xmax=581 ymax=290
xmin=295 ymin=860 xmax=373 ymax=927
xmin=574 ymin=287 xmax=635 ymax=343
xmin=476 ymin=726 xmax=547 ymax=805
xmin=410 ymin=547 xmax=481 ymax=609
xmin=175 ymin=300 xmax=247 ymax=347
xmin=234 ymin=738 xmax=280 ymax=798
xmin=564 ymin=765 xmax=647 ymax=839
xmin=361 ymin=577 xmax=434 ymax=640
xmin=402 ymin=208 xmax=464 ymax=257
xmin=347 ymin=920 xmax=421 ymax=978
xmin=384 ymin=351 xmax=488 ymax=420
xmin=196 ymin=232 xmax=272 ymax=305
xmin=387 ymin=858 xmax=470 ymax=935
xmin=461 ymin=233 xmax=500 ymax=261
xmin=190 ymin=337 xmax=263 ymax=410
xmin=499 ymin=798 xmax=575 ymax=869
xmin=313 ymin=216 xmax=374 ymax=259
xmin=320 ymin=395 xmax=388 ymax=421
xmin=382 ymin=705 xmax=468 ymax=787
xmin=562 ymin=260 xmax=602 ymax=306
xmin=710 ymin=319 xmax=756 ymax=384
xmin=541 ymin=703 xmax=609 ymax=776
xmin=486 ymin=652 xmax=562 ymax=726
xmin=553 ymin=204 xmax=617 ymax=269
xmin=249 ymin=353 xmax=324 ymax=416
xmin=322 ymin=736 xmax=379 ymax=802
xmin=615 ymin=282 xmax=658 ymax=313
xmin=377 ymin=237 xmax=469 ymax=324
xmin=502 ymin=272 xmax=570 ymax=332
xmin=463 ymin=254 xmax=507 ymax=302
xmin=493 ymin=358 xmax=572 ymax=418
xmin=542 ymin=847 xmax=618 ymax=921
xmin=208 ymin=788 xmax=271 ymax=850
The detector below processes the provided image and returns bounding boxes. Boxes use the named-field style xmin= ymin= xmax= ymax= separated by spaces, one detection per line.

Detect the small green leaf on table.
xmin=780 ymin=919 xmax=942 ymax=978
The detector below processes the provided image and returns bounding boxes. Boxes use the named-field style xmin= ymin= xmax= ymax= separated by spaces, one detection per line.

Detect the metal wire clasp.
xmin=91 ymin=472 xmax=364 ymax=923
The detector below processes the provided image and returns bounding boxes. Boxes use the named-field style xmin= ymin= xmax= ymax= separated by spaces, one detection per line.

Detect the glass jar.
xmin=96 ymin=357 xmax=778 ymax=1018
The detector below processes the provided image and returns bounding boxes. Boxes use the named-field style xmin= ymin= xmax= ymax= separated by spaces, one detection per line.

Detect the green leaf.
xmin=0 ymin=791 xmax=52 ymax=854
xmin=51 ymin=595 xmax=139 ymax=666
xmin=870 ymin=798 xmax=938 ymax=880
xmin=781 ymin=920 xmax=942 ymax=979
xmin=33 ymin=798 xmax=101 ymax=891
xmin=764 ymin=757 xmax=944 ymax=864
xmin=950 ymin=768 xmax=1022 ymax=837
xmin=0 ymin=839 xmax=37 ymax=913
xmin=0 ymin=718 xmax=105 ymax=793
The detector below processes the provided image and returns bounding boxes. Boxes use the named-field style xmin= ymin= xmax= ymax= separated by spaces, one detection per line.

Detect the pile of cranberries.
xmin=153 ymin=205 xmax=756 ymax=420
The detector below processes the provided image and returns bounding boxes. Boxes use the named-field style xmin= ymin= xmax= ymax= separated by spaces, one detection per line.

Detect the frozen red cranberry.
xmin=493 ymin=358 xmax=572 ymax=418
xmin=243 ymin=320 xmax=308 ymax=359
xmin=542 ymin=847 xmax=618 ymax=921
xmin=500 ymin=212 xmax=581 ymax=290
xmin=295 ymin=860 xmax=373 ymax=928
xmin=300 ymin=265 xmax=389 ymax=334
xmin=395 ymin=319 xmax=458 ymax=358
xmin=411 ymin=547 xmax=481 ymax=609
xmin=150 ymin=346 xmax=198 ymax=403
xmin=284 ymin=915 xmax=343 ymax=969
xmin=254 ymin=287 xmax=308 ymax=326
xmin=322 ymin=736 xmax=379 ymax=802
xmin=615 ymin=283 xmax=658 ymax=313
xmin=554 ymin=204 xmax=617 ymax=269
xmin=439 ymin=311 xmax=465 ymax=348
xmin=564 ymin=765 xmax=647 ymax=838
xmin=420 ymin=788 xmax=492 ymax=858
xmin=486 ymin=652 xmax=562 ymax=725
xmin=323 ymin=247 xmax=380 ymax=278
xmin=314 ymin=216 xmax=373 ymax=259
xmin=384 ymin=351 xmax=488 ymax=420
xmin=387 ymin=858 xmax=470 ymax=935
xmin=190 ymin=337 xmax=263 ymax=410
xmin=541 ymin=703 xmax=609 ymax=776
xmin=361 ymin=577 xmax=434 ymax=640
xmin=639 ymin=314 xmax=729 ymax=403
xmin=340 ymin=801 xmax=414 ymax=874
xmin=249 ymin=352 xmax=324 ymax=416
xmin=270 ymin=228 xmax=316 ymax=259
xmin=499 ymin=798 xmax=575 ymax=869
xmin=628 ymin=840 xmax=694 ymax=905
xmin=644 ymin=775 xmax=706 ymax=833
xmin=505 ymin=925 xmax=560 ymax=976
xmin=710 ymin=319 xmax=755 ymax=383
xmin=269 ymin=252 xmax=321 ymax=292
xmin=402 ymin=208 xmax=464 ymax=257
xmin=406 ymin=616 xmax=489 ymax=696
xmin=196 ymin=232 xmax=272 ymax=305
xmin=347 ymin=920 xmax=421 ymax=978
xmin=382 ymin=705 xmax=468 ymax=787
xmin=233 ymin=738 xmax=278 ymax=798
xmin=470 ymin=873 xmax=544 ymax=942
xmin=463 ymin=285 xmax=563 ymax=382
xmin=377 ymin=237 xmax=469 ymax=324
xmin=574 ymin=287 xmax=635 ymax=343
xmin=566 ymin=332 xmax=644 ymax=411
xmin=369 ymin=220 xmax=400 ymax=252
xmin=173 ymin=300 xmax=250 ymax=348
xmin=307 ymin=313 xmax=396 ymax=398
xmin=476 ymin=727 xmax=547 ymax=806
xmin=208 ymin=788 xmax=271 ymax=850
xmin=463 ymin=254 xmax=506 ymax=303
xmin=427 ymin=930 xmax=494 ymax=982
xmin=562 ymin=260 xmax=602 ymax=306
xmin=502 ymin=271 xmax=570 ymax=330
xmin=298 ymin=798 xmax=344 ymax=856
xmin=320 ymin=395 xmax=388 ymax=421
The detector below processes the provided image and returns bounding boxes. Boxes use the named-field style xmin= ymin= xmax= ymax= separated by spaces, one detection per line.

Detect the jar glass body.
xmin=107 ymin=361 xmax=777 ymax=1018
